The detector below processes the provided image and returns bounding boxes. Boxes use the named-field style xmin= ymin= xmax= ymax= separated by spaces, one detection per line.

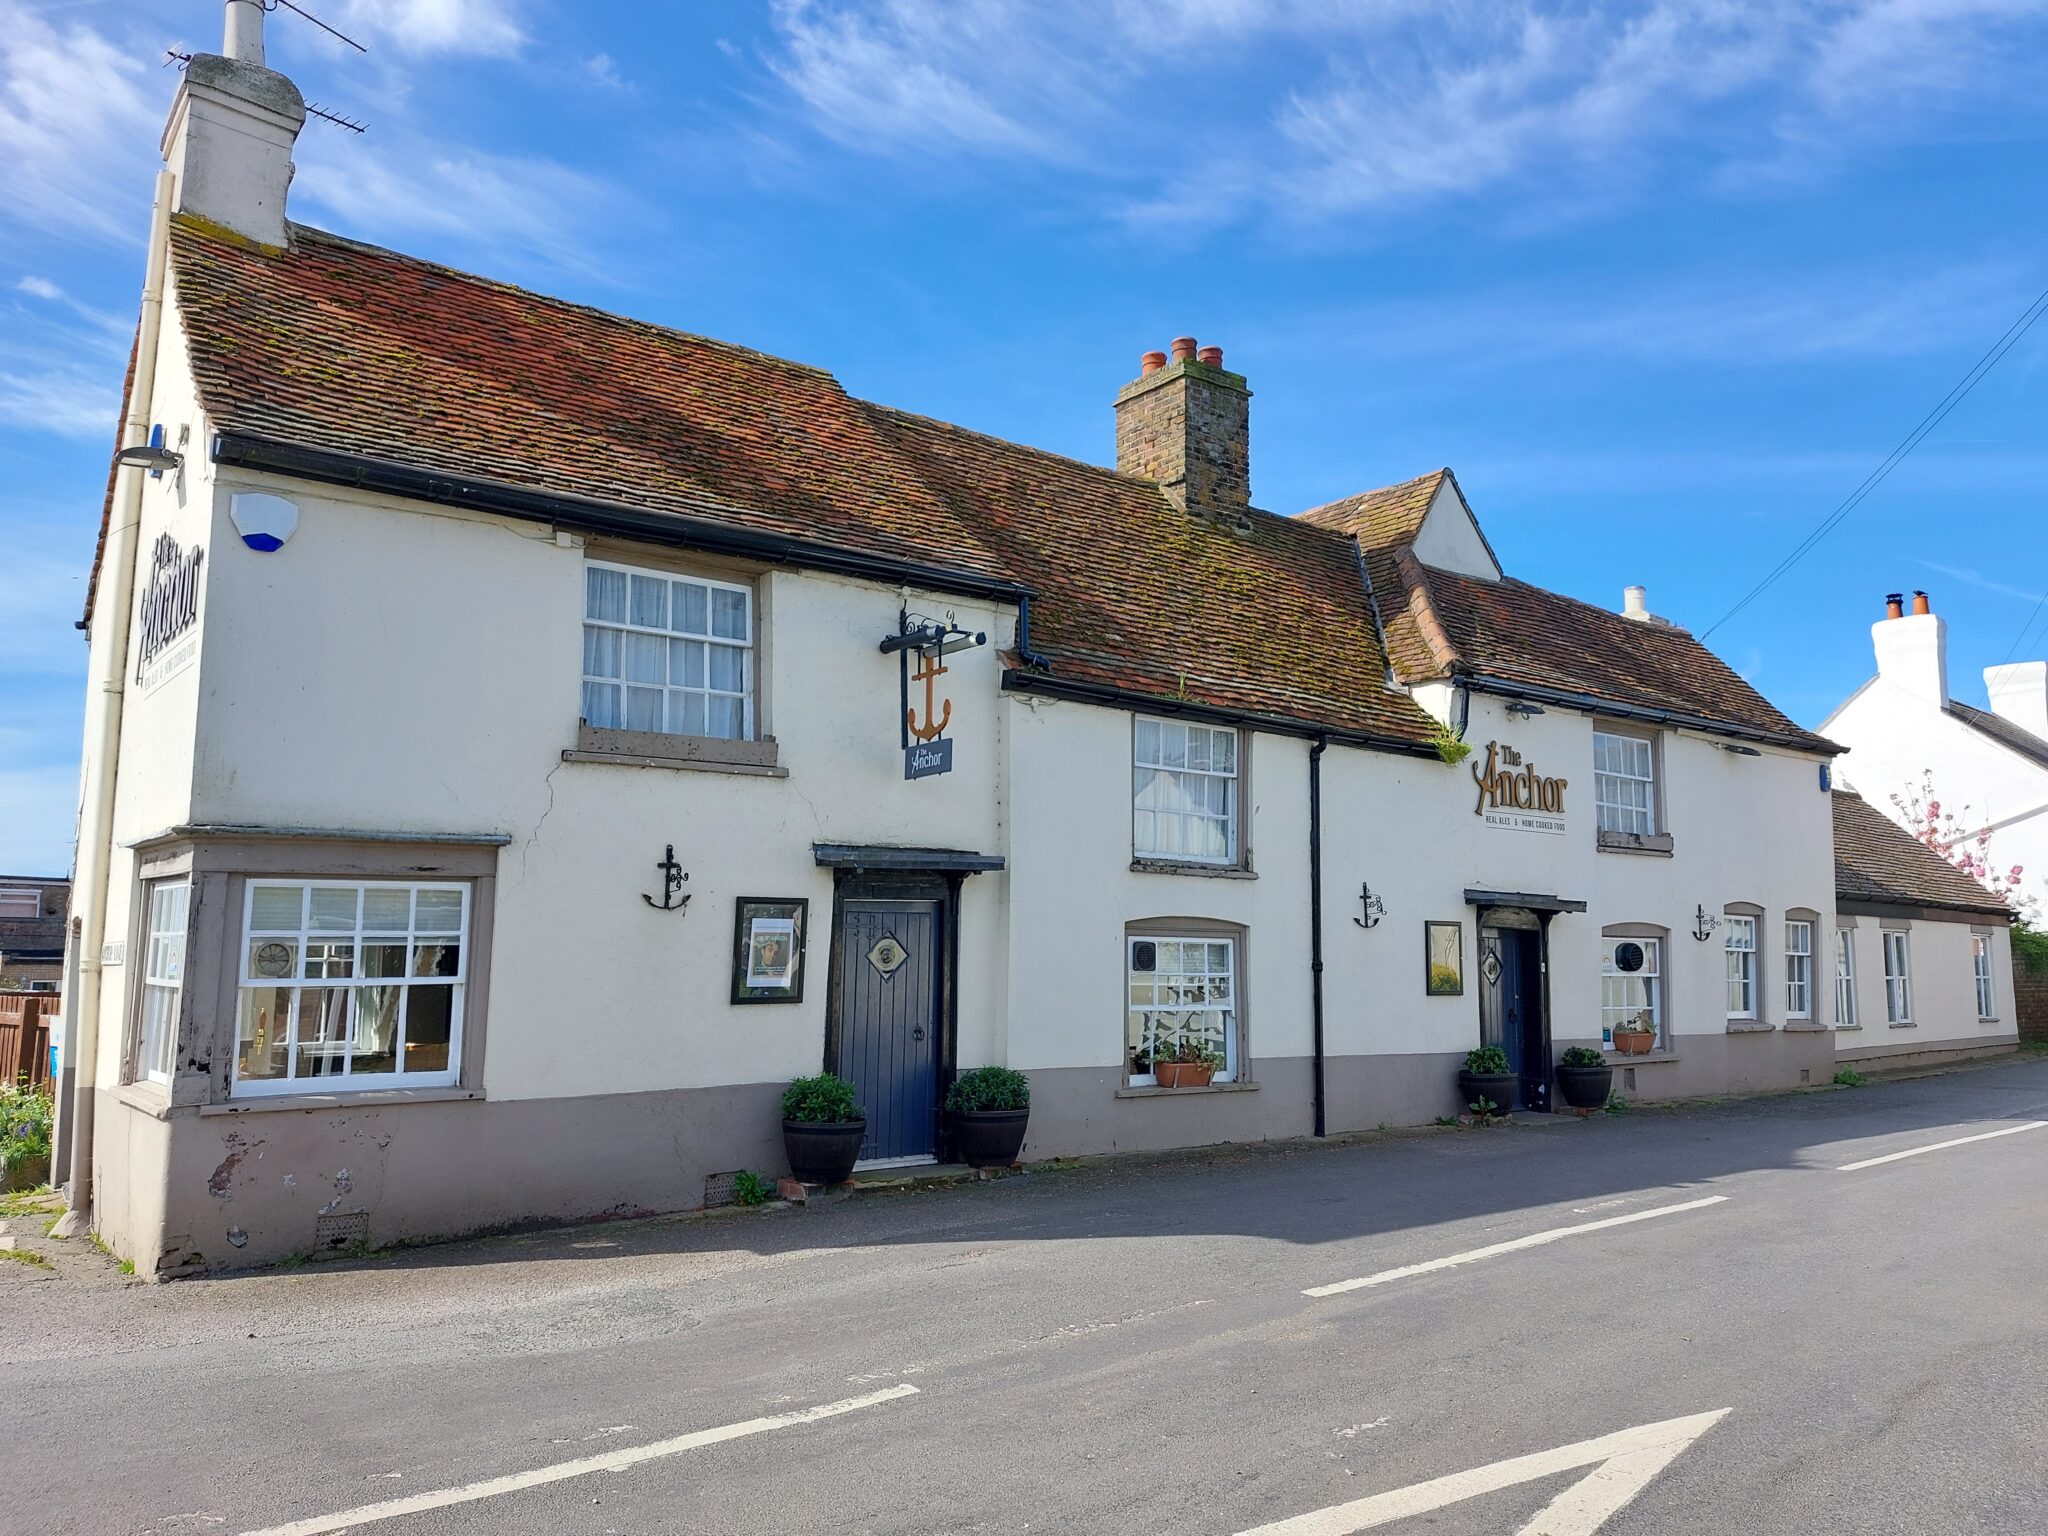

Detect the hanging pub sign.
xmin=135 ymin=531 xmax=204 ymax=694
xmin=1471 ymin=740 xmax=1567 ymax=835
xmin=879 ymin=609 xmax=986 ymax=782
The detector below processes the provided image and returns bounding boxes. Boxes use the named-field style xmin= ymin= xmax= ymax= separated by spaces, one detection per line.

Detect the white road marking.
xmin=1302 ymin=1196 xmax=1729 ymax=1297
xmin=1836 ymin=1120 xmax=2047 ymax=1171
xmin=235 ymin=1384 xmax=920 ymax=1536
xmin=1231 ymin=1408 xmax=1730 ymax=1535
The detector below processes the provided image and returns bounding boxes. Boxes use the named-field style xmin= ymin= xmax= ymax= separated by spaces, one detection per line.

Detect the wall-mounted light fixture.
xmin=1505 ymin=700 xmax=1546 ymax=717
xmin=115 ymin=441 xmax=183 ymax=475
xmin=1718 ymin=744 xmax=1762 ymax=757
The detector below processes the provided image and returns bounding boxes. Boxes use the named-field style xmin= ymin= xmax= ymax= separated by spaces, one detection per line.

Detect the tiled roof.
xmin=165 ymin=218 xmax=1014 ymax=586
xmin=0 ymin=877 xmax=69 ymax=959
xmin=870 ymin=408 xmax=1434 ymax=744
xmin=1947 ymin=701 xmax=2048 ymax=772
xmin=1298 ymin=470 xmax=1447 ymax=550
xmin=1832 ymin=792 xmax=2010 ymax=916
xmin=160 ymin=217 xmax=1437 ymax=749
xmin=1369 ymin=550 xmax=1837 ymax=753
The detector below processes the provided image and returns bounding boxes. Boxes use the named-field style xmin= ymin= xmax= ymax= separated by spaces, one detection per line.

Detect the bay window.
xmin=1127 ymin=930 xmax=1239 ymax=1086
xmin=582 ymin=561 xmax=753 ymax=741
xmin=1835 ymin=927 xmax=1858 ymax=1028
xmin=1133 ymin=719 xmax=1240 ymax=865
xmin=1883 ymin=930 xmax=1913 ymax=1024
xmin=135 ymin=880 xmax=189 ymax=1084
xmin=1725 ymin=915 xmax=1757 ymax=1019
xmin=235 ymin=880 xmax=469 ymax=1095
xmin=1784 ymin=919 xmax=1814 ymax=1020
xmin=1973 ymin=932 xmax=1996 ymax=1020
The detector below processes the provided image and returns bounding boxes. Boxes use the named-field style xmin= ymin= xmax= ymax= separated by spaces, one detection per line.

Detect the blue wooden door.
xmin=839 ymin=899 xmax=940 ymax=1163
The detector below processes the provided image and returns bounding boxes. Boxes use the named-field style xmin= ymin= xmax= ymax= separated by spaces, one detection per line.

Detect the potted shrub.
xmin=1153 ymin=1039 xmax=1223 ymax=1089
xmin=1611 ymin=1014 xmax=1656 ymax=1056
xmin=946 ymin=1066 xmax=1031 ymax=1169
xmin=1457 ymin=1045 xmax=1519 ymax=1119
xmin=780 ymin=1072 xmax=866 ymax=1186
xmin=1555 ymin=1046 xmax=1614 ymax=1110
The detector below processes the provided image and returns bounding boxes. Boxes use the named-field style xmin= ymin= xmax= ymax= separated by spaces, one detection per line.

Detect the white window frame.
xmin=1600 ymin=934 xmax=1664 ymax=1050
xmin=1973 ymin=932 xmax=1996 ymax=1020
xmin=232 ymin=879 xmax=470 ymax=1097
xmin=1592 ymin=731 xmax=1657 ymax=837
xmin=136 ymin=879 xmax=189 ymax=1085
xmin=1126 ymin=933 xmax=1239 ymax=1086
xmin=1725 ymin=915 xmax=1758 ymax=1019
xmin=0 ymin=885 xmax=39 ymax=919
xmin=1133 ymin=718 xmax=1241 ymax=866
xmin=1883 ymin=930 xmax=1913 ymax=1025
xmin=580 ymin=559 xmax=754 ymax=741
xmin=1784 ymin=919 xmax=1814 ymax=1020
xmin=1834 ymin=927 xmax=1858 ymax=1028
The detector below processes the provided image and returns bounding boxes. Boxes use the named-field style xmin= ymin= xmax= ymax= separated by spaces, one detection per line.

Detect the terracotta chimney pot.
xmin=1912 ymin=590 xmax=1931 ymax=616
xmin=1885 ymin=593 xmax=1905 ymax=620
xmin=1139 ymin=350 xmax=1168 ymax=376
xmin=1197 ymin=345 xmax=1224 ymax=368
xmin=1170 ymin=336 xmax=1198 ymax=362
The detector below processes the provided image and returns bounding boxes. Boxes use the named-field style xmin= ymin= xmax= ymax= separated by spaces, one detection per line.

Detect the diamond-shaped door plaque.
xmin=1480 ymin=950 xmax=1503 ymax=987
xmin=867 ymin=934 xmax=909 ymax=978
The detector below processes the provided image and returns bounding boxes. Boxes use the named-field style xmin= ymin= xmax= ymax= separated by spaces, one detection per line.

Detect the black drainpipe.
xmin=1309 ymin=735 xmax=1329 ymax=1138
xmin=1016 ymin=592 xmax=1053 ymax=670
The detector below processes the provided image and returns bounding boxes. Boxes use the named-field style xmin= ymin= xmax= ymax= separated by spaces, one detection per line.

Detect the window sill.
xmin=109 ymin=1080 xmax=173 ymax=1121
xmin=1784 ymin=1020 xmax=1831 ymax=1033
xmin=1129 ymin=858 xmax=1256 ymax=880
xmin=1725 ymin=1020 xmax=1775 ymax=1034
xmin=1596 ymin=831 xmax=1675 ymax=858
xmin=568 ymin=724 xmax=785 ymax=778
xmin=1835 ymin=1024 xmax=1864 ymax=1032
xmin=1609 ymin=1049 xmax=1680 ymax=1064
xmin=1888 ymin=1022 xmax=1917 ymax=1031
xmin=1115 ymin=1081 xmax=1260 ymax=1099
xmin=200 ymin=1086 xmax=485 ymax=1116
xmin=1980 ymin=1017 xmax=2003 ymax=1026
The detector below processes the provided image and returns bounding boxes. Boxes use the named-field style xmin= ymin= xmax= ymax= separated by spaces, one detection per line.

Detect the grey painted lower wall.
xmin=1836 ymin=1032 xmax=2018 ymax=1070
xmin=1561 ymin=1028 xmax=1837 ymax=1104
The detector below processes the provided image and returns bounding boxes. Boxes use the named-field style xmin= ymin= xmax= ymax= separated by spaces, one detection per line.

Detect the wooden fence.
xmin=0 ymin=992 xmax=56 ymax=1091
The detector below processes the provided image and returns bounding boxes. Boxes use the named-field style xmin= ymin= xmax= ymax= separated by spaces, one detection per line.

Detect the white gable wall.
xmin=1410 ymin=479 xmax=1501 ymax=580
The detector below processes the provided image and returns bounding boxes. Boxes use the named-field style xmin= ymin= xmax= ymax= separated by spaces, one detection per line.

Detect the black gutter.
xmin=212 ymin=433 xmax=1035 ymax=607
xmin=1015 ymin=593 xmax=1053 ymax=671
xmin=1458 ymin=672 xmax=1838 ymax=756
xmin=1001 ymin=670 xmax=1443 ymax=761
xmin=1308 ymin=735 xmax=1329 ymax=1139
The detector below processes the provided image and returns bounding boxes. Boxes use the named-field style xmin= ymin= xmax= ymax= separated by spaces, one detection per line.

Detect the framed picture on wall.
xmin=732 ymin=897 xmax=809 ymax=1004
xmin=1425 ymin=921 xmax=1464 ymax=996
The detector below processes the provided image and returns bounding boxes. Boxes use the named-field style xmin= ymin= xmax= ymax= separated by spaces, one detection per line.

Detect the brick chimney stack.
xmin=1114 ymin=337 xmax=1251 ymax=521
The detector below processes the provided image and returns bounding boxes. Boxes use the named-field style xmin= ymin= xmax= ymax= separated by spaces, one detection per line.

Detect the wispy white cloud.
xmin=758 ymin=1 xmax=2048 ymax=226
xmin=293 ymin=134 xmax=644 ymax=281
xmin=583 ymin=52 xmax=627 ymax=91
xmin=0 ymin=0 xmax=159 ymax=246
xmin=1919 ymin=560 xmax=2047 ymax=607
xmin=0 ymin=280 xmax=129 ymax=439
xmin=332 ymin=0 xmax=527 ymax=59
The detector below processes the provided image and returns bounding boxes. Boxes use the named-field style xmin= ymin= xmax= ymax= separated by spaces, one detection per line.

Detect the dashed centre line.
xmin=1302 ymin=1196 xmax=1730 ymax=1298
xmin=235 ymin=1384 xmax=920 ymax=1536
xmin=1836 ymin=1120 xmax=2047 ymax=1171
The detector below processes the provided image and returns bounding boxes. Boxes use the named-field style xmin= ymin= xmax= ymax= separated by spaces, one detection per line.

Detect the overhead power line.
xmin=1700 ymin=280 xmax=2048 ymax=642
xmin=1999 ymin=587 xmax=2048 ymax=667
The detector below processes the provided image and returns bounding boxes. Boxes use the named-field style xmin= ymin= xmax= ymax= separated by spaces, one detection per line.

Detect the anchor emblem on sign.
xmin=907 ymin=650 xmax=951 ymax=743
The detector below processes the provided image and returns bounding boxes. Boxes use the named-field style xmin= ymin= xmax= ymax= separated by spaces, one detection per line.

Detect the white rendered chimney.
xmin=161 ymin=2 xmax=306 ymax=247
xmin=1985 ymin=661 xmax=2048 ymax=741
xmin=1622 ymin=584 xmax=1649 ymax=621
xmin=1872 ymin=589 xmax=1949 ymax=710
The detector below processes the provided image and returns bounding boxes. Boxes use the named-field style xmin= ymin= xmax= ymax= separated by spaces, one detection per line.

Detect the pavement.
xmin=8 ymin=1053 xmax=2048 ymax=1535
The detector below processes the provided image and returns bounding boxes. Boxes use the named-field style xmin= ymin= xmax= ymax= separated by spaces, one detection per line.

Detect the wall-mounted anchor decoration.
xmin=1691 ymin=905 xmax=1721 ymax=942
xmin=1353 ymin=882 xmax=1386 ymax=930
xmin=644 ymin=844 xmax=691 ymax=912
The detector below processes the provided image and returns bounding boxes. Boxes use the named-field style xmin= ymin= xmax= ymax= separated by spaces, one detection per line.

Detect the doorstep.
xmin=777 ymin=1162 xmax=1024 ymax=1204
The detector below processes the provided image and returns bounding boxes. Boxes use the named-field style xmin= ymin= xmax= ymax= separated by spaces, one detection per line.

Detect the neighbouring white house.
xmin=60 ymin=5 xmax=1885 ymax=1274
xmin=1831 ymin=792 xmax=2017 ymax=1070
xmin=1823 ymin=590 xmax=2048 ymax=913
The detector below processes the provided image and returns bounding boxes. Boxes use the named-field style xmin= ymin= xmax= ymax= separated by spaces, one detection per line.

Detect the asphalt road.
xmin=10 ymin=1056 xmax=2048 ymax=1535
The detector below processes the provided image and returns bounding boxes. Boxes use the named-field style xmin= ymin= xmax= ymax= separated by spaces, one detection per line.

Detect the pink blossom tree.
xmin=1890 ymin=770 xmax=2032 ymax=919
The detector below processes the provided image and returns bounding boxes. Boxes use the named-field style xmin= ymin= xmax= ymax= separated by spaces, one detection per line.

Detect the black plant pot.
xmin=1457 ymin=1070 xmax=1520 ymax=1117
xmin=1555 ymin=1063 xmax=1614 ymax=1110
xmin=782 ymin=1118 xmax=866 ymax=1185
xmin=952 ymin=1108 xmax=1029 ymax=1169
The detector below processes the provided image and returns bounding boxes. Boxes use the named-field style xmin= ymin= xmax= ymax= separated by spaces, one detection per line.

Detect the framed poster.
xmin=1425 ymin=921 xmax=1464 ymax=996
xmin=732 ymin=897 xmax=810 ymax=1004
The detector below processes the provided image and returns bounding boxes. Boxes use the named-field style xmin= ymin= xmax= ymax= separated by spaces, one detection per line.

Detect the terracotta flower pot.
xmin=1155 ymin=1061 xmax=1215 ymax=1089
xmin=1613 ymin=1029 xmax=1655 ymax=1056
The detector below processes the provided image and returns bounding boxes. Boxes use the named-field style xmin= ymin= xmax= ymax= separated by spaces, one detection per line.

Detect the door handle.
xmin=913 ymin=1027 xmax=927 ymax=1041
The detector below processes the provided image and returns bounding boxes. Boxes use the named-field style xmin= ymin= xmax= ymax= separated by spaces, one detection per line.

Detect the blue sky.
xmin=3 ymin=0 xmax=2046 ymax=876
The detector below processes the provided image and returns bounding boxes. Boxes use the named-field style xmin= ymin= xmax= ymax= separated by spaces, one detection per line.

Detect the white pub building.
xmin=59 ymin=7 xmax=1993 ymax=1274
